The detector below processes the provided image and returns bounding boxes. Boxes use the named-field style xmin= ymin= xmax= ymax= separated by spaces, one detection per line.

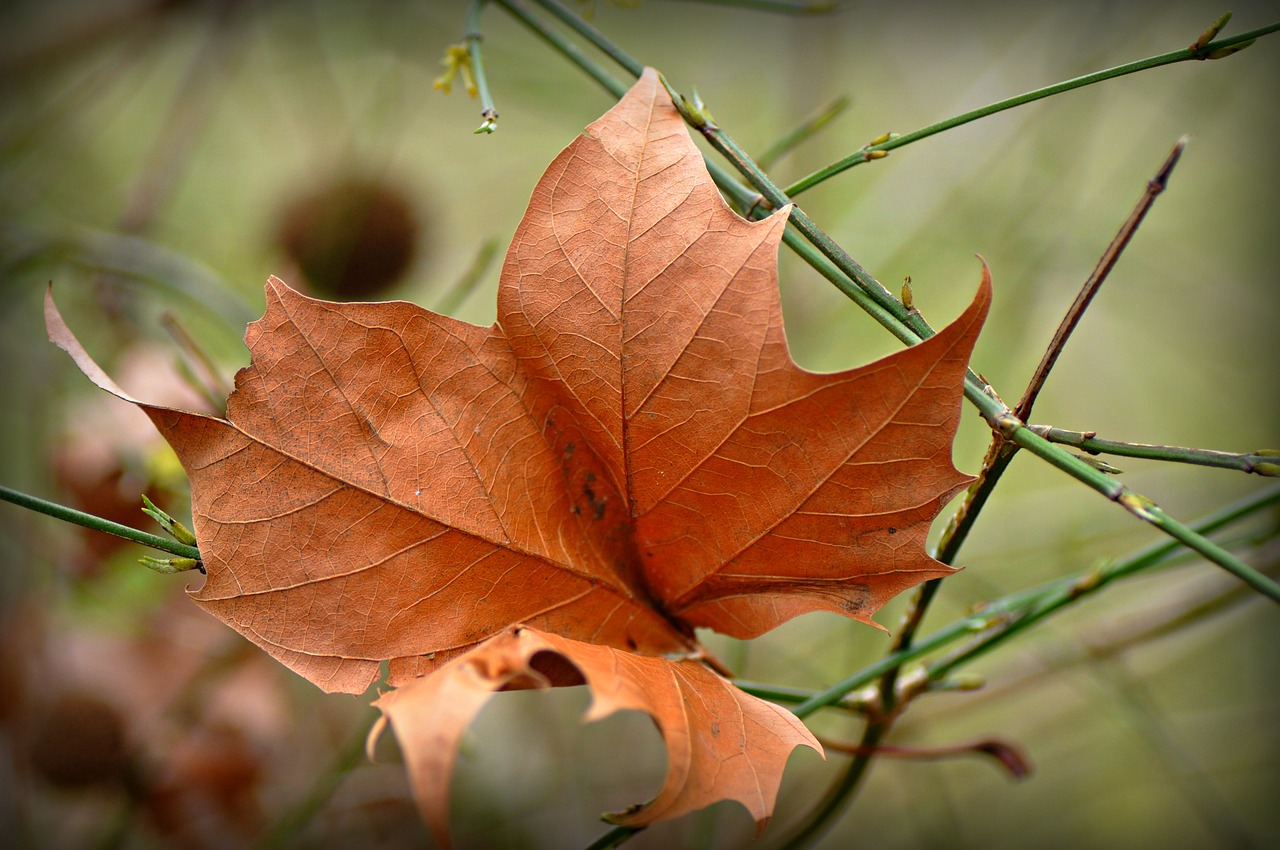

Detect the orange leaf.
xmin=46 ymin=67 xmax=991 ymax=835
xmin=369 ymin=626 xmax=821 ymax=846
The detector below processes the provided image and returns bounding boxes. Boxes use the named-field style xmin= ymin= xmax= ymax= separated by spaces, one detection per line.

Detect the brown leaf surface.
xmin=47 ymin=67 xmax=990 ymax=834
xmin=370 ymin=625 xmax=820 ymax=847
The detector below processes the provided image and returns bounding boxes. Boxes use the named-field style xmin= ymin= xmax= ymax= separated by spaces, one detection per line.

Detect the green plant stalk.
xmin=774 ymin=722 xmax=885 ymax=850
xmin=792 ymin=483 xmax=1280 ymax=717
xmin=757 ymin=94 xmax=850 ymax=170
xmin=494 ymin=0 xmax=629 ymax=99
xmin=465 ymin=0 xmax=499 ymax=133
xmin=253 ymin=710 xmax=379 ymax=850
xmin=927 ymin=522 xmax=1248 ymax=680
xmin=434 ymin=236 xmax=501 ymax=316
xmin=784 ymin=21 xmax=1280 ymax=197
xmin=584 ymin=826 xmax=644 ymax=850
xmin=531 ymin=0 xmax=645 ymax=78
xmin=792 ymin=612 xmax=1000 ymax=719
xmin=983 ymin=404 xmax=1280 ymax=603
xmin=0 ymin=484 xmax=201 ymax=561
xmin=732 ymin=680 xmax=842 ymax=706
xmin=1033 ymin=426 xmax=1280 ymax=476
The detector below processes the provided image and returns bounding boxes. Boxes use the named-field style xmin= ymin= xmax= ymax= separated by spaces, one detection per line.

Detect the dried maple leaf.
xmin=47 ymin=68 xmax=990 ymax=841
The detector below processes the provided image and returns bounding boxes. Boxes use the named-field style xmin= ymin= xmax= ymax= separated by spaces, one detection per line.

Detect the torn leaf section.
xmin=369 ymin=626 xmax=821 ymax=848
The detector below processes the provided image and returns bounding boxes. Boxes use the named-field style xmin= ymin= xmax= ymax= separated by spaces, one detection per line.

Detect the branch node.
xmin=1115 ymin=490 xmax=1159 ymax=522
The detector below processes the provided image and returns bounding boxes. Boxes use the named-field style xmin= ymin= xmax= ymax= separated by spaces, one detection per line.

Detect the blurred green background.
xmin=1 ymin=1 xmax=1277 ymax=848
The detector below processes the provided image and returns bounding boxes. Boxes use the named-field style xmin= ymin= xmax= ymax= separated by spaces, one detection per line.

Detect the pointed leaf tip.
xmin=45 ymin=287 xmax=136 ymax=404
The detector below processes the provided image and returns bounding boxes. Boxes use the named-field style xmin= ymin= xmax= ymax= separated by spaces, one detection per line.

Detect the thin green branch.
xmin=745 ymin=585 xmax=1259 ymax=713
xmin=531 ymin=0 xmax=645 ymax=78
xmin=756 ymin=94 xmax=850 ymax=170
xmin=0 ymin=484 xmax=201 ymax=561
xmin=253 ymin=710 xmax=379 ymax=850
xmin=465 ymin=1 xmax=499 ymax=133
xmin=793 ymin=484 xmax=1280 ymax=717
xmin=963 ymin=396 xmax=1280 ymax=603
xmin=1031 ymin=426 xmax=1280 ymax=476
xmin=583 ymin=826 xmax=643 ymax=850
xmin=774 ymin=723 xmax=884 ymax=850
xmin=732 ymin=680 xmax=846 ymax=707
xmin=494 ymin=0 xmax=629 ymax=99
xmin=784 ymin=20 xmax=1280 ymax=197
xmin=792 ymin=615 xmax=995 ymax=719
xmin=942 ymin=545 xmax=1277 ymax=712
xmin=926 ymin=491 xmax=1280 ymax=679
xmin=433 ymin=236 xmax=501 ymax=316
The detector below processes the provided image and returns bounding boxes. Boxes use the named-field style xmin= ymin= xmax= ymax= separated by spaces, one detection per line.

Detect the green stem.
xmin=0 ymin=484 xmax=201 ymax=561
xmin=778 ymin=226 xmax=916 ymax=343
xmin=530 ymin=0 xmax=645 ymax=78
xmin=792 ymin=616 xmax=988 ymax=718
xmin=965 ymin=394 xmax=1280 ymax=603
xmin=434 ymin=236 xmax=501 ymax=316
xmin=732 ymin=680 xmax=836 ymax=706
xmin=494 ymin=0 xmax=629 ymax=99
xmin=794 ymin=484 xmax=1280 ymax=716
xmin=757 ymin=95 xmax=850 ymax=170
xmin=253 ymin=710 xmax=378 ymax=850
xmin=784 ymin=21 xmax=1280 ymax=197
xmin=465 ymin=1 xmax=499 ymax=133
xmin=583 ymin=826 xmax=643 ymax=850
xmin=670 ymin=97 xmax=929 ymax=341
xmin=774 ymin=723 xmax=885 ymax=850
xmin=1033 ymin=426 xmax=1280 ymax=476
